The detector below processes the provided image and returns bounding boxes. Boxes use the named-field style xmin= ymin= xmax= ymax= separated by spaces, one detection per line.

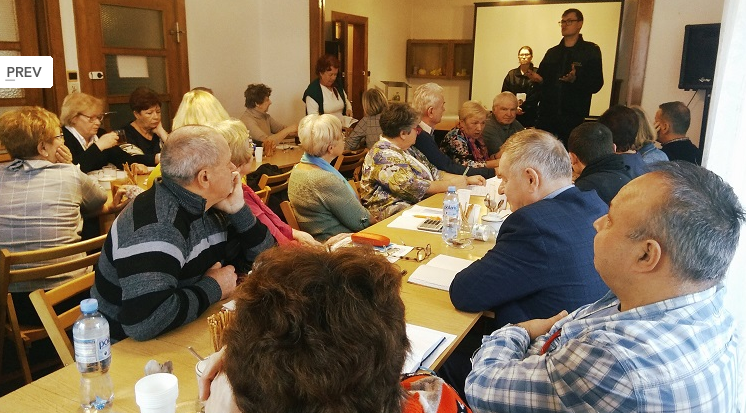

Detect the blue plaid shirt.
xmin=466 ymin=285 xmax=738 ymax=412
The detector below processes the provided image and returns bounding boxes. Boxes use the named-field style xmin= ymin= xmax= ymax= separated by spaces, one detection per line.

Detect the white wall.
xmin=185 ymin=0 xmax=308 ymax=127
xmin=640 ymin=0 xmax=724 ymax=146
xmin=323 ymin=0 xmax=412 ymax=103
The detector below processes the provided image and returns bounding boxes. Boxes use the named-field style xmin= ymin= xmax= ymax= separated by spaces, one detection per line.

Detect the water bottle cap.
xmin=80 ymin=298 xmax=98 ymax=313
xmin=447 ymin=186 xmax=456 ymax=192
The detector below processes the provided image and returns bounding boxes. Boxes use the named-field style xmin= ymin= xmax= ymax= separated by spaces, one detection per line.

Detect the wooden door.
xmin=332 ymin=12 xmax=368 ymax=119
xmin=73 ymin=0 xmax=189 ymax=131
xmin=0 ymin=0 xmax=44 ymax=112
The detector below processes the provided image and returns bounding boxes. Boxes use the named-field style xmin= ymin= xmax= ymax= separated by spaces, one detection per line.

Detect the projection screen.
xmin=472 ymin=1 xmax=623 ymax=117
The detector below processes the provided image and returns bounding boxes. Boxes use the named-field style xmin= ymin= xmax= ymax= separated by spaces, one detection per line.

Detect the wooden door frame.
xmin=73 ymin=0 xmax=189 ymax=121
xmin=331 ymin=11 xmax=368 ymax=117
xmin=309 ymin=0 xmax=324 ymax=81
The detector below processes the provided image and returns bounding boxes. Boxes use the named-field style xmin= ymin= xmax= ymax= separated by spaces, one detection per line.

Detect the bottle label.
xmin=74 ymin=335 xmax=111 ymax=364
xmin=443 ymin=201 xmax=459 ymax=217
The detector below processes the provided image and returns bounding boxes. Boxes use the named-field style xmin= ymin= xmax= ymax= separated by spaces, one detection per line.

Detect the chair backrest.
xmin=0 ymin=234 xmax=107 ymax=375
xmin=333 ymin=149 xmax=368 ymax=178
xmin=348 ymin=179 xmax=361 ymax=200
xmin=29 ymin=272 xmax=96 ymax=366
xmin=254 ymin=187 xmax=270 ymax=204
xmin=280 ymin=201 xmax=301 ymax=231
xmin=257 ymin=170 xmax=293 ymax=195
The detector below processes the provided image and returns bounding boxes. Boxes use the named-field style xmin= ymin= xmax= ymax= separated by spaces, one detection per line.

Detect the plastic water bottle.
xmin=73 ymin=298 xmax=113 ymax=411
xmin=442 ymin=186 xmax=461 ymax=246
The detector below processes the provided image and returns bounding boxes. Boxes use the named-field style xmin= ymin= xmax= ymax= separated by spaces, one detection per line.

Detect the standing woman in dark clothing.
xmin=501 ymin=46 xmax=540 ymax=127
xmin=60 ymin=92 xmax=155 ymax=173
xmin=302 ymin=54 xmax=352 ymax=121
xmin=120 ymin=87 xmax=168 ymax=157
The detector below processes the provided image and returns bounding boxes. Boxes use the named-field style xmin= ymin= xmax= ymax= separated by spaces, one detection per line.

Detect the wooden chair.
xmin=348 ymin=179 xmax=361 ymax=200
xmin=257 ymin=170 xmax=292 ymax=195
xmin=280 ymin=201 xmax=301 ymax=231
xmin=333 ymin=149 xmax=368 ymax=180
xmin=29 ymin=272 xmax=95 ymax=367
xmin=254 ymin=187 xmax=270 ymax=204
xmin=0 ymin=234 xmax=107 ymax=383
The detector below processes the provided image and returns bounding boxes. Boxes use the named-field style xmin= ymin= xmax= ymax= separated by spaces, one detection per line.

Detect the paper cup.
xmin=135 ymin=373 xmax=179 ymax=413
xmin=255 ymin=146 xmax=263 ymax=164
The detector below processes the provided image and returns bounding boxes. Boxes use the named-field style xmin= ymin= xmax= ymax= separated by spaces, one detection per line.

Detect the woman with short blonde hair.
xmin=439 ymin=100 xmax=497 ymax=169
xmin=210 ymin=119 xmax=319 ymax=247
xmin=60 ymin=92 xmax=154 ymax=173
xmin=346 ymin=88 xmax=388 ymax=150
xmin=288 ymin=114 xmax=372 ymax=241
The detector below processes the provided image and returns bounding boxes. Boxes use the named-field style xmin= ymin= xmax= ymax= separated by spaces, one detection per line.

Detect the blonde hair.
xmin=0 ymin=106 xmax=61 ymax=159
xmin=297 ymin=114 xmax=342 ymax=157
xmin=59 ymin=92 xmax=104 ymax=126
xmin=458 ymin=100 xmax=488 ymax=121
xmin=630 ymin=105 xmax=656 ymax=150
xmin=501 ymin=129 xmax=571 ymax=181
xmin=211 ymin=118 xmax=253 ymax=167
xmin=172 ymin=90 xmax=230 ymax=129
xmin=361 ymin=88 xmax=388 ymax=117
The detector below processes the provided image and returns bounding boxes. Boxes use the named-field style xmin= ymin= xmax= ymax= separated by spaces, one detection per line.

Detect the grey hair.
xmin=629 ymin=161 xmax=744 ymax=285
xmin=458 ymin=100 xmax=488 ymax=121
xmin=161 ymin=125 xmax=223 ymax=184
xmin=297 ymin=114 xmax=343 ymax=157
xmin=500 ymin=129 xmax=572 ymax=181
xmin=412 ymin=83 xmax=444 ymax=116
xmin=492 ymin=91 xmax=518 ymax=108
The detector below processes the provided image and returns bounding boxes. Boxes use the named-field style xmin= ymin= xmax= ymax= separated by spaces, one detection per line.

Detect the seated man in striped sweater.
xmin=92 ymin=125 xmax=274 ymax=341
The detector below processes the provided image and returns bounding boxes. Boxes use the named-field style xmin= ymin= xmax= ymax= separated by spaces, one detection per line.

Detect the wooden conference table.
xmin=0 ymin=193 xmax=490 ymax=412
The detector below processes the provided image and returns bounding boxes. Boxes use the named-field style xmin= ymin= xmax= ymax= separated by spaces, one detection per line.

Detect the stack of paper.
xmin=403 ymin=324 xmax=456 ymax=374
xmin=407 ymin=254 xmax=474 ymax=291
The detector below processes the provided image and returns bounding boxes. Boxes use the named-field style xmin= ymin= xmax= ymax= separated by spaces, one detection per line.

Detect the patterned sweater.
xmin=91 ymin=178 xmax=274 ymax=341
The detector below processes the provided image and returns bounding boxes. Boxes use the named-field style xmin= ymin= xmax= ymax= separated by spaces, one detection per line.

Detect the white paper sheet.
xmin=403 ymin=323 xmax=457 ymax=373
xmin=407 ymin=254 xmax=474 ymax=291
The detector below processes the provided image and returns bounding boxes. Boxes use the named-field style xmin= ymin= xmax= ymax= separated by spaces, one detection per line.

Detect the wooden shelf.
xmin=406 ymin=39 xmax=474 ymax=80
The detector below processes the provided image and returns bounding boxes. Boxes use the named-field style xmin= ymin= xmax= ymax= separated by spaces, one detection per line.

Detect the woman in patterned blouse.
xmin=361 ymin=103 xmax=485 ymax=220
xmin=439 ymin=101 xmax=499 ymax=170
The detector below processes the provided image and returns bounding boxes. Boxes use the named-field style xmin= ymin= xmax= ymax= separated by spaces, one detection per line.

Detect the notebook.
xmin=403 ymin=323 xmax=456 ymax=374
xmin=407 ymin=255 xmax=474 ymax=291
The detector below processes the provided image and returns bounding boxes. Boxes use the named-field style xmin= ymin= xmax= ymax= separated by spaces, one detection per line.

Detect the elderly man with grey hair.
xmin=482 ymin=92 xmax=525 ymax=156
xmin=411 ymin=83 xmax=495 ymax=178
xmin=466 ymin=161 xmax=743 ymax=412
xmin=92 ymin=125 xmax=274 ymax=341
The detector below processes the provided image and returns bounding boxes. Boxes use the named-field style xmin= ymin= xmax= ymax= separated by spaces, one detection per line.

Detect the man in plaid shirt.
xmin=466 ymin=161 xmax=743 ymax=412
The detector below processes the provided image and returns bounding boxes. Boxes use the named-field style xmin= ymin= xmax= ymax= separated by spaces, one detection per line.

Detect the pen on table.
xmin=413 ymin=215 xmax=441 ymax=220
xmin=462 ymin=166 xmax=470 ymax=176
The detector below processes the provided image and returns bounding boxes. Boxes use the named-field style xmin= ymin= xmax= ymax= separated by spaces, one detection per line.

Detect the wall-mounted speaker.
xmin=679 ymin=23 xmax=721 ymax=90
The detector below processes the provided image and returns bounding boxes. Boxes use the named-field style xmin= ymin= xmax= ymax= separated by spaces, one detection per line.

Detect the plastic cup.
xmin=255 ymin=146 xmax=263 ymax=164
xmin=456 ymin=188 xmax=471 ymax=209
xmin=135 ymin=373 xmax=179 ymax=413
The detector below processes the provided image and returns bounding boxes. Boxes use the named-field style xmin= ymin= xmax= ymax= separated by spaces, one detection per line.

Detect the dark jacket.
xmin=662 ymin=139 xmax=701 ymax=165
xmin=63 ymin=126 xmax=157 ymax=173
xmin=537 ymin=34 xmax=604 ymax=120
xmin=414 ymin=128 xmax=495 ymax=178
xmin=302 ymin=78 xmax=348 ymax=115
xmin=502 ymin=64 xmax=540 ymax=127
xmin=575 ymin=153 xmax=633 ymax=205
xmin=449 ymin=186 xmax=609 ymax=327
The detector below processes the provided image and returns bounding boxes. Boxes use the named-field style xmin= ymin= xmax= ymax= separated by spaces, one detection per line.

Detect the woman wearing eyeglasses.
xmin=0 ymin=107 xmax=128 ymax=325
xmin=60 ymin=92 xmax=156 ymax=173
xmin=501 ymin=46 xmax=540 ymax=127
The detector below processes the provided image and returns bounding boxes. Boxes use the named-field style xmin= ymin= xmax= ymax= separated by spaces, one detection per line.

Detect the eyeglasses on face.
xmin=518 ymin=53 xmax=532 ymax=57
xmin=558 ymin=19 xmax=580 ymax=26
xmin=77 ymin=113 xmax=105 ymax=123
xmin=396 ymin=244 xmax=432 ymax=262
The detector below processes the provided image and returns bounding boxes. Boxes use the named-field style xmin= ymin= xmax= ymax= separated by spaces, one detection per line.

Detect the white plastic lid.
xmin=80 ymin=298 xmax=98 ymax=313
xmin=447 ymin=186 xmax=456 ymax=192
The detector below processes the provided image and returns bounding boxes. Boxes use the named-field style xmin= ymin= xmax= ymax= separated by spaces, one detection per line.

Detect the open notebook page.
xmin=407 ymin=255 xmax=474 ymax=291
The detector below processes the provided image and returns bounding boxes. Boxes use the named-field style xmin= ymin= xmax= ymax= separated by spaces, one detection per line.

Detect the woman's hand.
xmin=292 ymin=229 xmax=322 ymax=247
xmin=131 ymin=163 xmax=149 ymax=175
xmin=199 ymin=346 xmax=239 ymax=413
xmin=153 ymin=122 xmax=168 ymax=141
xmin=467 ymin=175 xmax=486 ymax=186
xmin=96 ymin=132 xmax=119 ymax=151
xmin=101 ymin=187 xmax=130 ymax=214
xmin=55 ymin=145 xmax=73 ymax=164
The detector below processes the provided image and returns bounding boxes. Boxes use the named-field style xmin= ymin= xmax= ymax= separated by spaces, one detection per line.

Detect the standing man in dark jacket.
xmin=527 ymin=8 xmax=604 ymax=145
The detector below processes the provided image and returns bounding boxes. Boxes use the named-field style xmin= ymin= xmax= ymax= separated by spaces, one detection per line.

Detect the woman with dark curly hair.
xmin=199 ymin=246 xmax=471 ymax=413
xmin=302 ymin=54 xmax=352 ymax=120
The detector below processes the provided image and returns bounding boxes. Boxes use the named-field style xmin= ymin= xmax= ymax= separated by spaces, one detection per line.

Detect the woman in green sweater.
xmin=288 ymin=114 xmax=373 ymax=241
